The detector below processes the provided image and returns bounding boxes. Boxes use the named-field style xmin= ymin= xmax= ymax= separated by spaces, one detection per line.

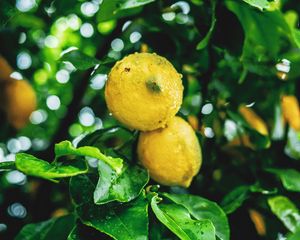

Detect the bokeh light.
xmin=111 ymin=38 xmax=124 ymax=52
xmin=30 ymin=109 xmax=48 ymax=124
xmin=90 ymin=73 xmax=107 ymax=90
xmin=201 ymin=103 xmax=213 ymax=115
xmin=16 ymin=0 xmax=36 ymax=12
xmin=79 ymin=107 xmax=95 ymax=127
xmin=80 ymin=23 xmax=94 ymax=38
xmin=129 ymin=32 xmax=142 ymax=43
xmin=46 ymin=95 xmax=61 ymax=110
xmin=6 ymin=171 xmax=27 ymax=185
xmin=7 ymin=203 xmax=27 ymax=218
xmin=56 ymin=69 xmax=70 ymax=84
xmin=17 ymin=52 xmax=32 ymax=70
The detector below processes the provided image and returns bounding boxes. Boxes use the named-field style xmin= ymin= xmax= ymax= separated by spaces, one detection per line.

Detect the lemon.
xmin=105 ymin=53 xmax=183 ymax=131
xmin=239 ymin=105 xmax=268 ymax=136
xmin=137 ymin=116 xmax=202 ymax=188
xmin=3 ymin=80 xmax=36 ymax=129
xmin=281 ymin=95 xmax=300 ymax=131
xmin=0 ymin=55 xmax=14 ymax=82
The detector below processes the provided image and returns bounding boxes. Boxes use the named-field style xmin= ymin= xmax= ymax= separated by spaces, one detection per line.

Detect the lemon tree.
xmin=0 ymin=0 xmax=300 ymax=239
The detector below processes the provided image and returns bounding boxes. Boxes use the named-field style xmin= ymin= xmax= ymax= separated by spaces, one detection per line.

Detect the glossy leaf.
xmin=94 ymin=160 xmax=149 ymax=204
xmin=15 ymin=153 xmax=88 ymax=182
xmin=0 ymin=161 xmax=15 ymax=171
xmin=266 ymin=168 xmax=300 ymax=192
xmin=151 ymin=195 xmax=216 ymax=240
xmin=268 ymin=196 xmax=300 ymax=233
xmin=15 ymin=215 xmax=75 ymax=240
xmin=225 ymin=1 xmax=292 ymax=75
xmin=60 ymin=50 xmax=100 ymax=70
xmin=70 ymin=175 xmax=149 ymax=240
xmin=55 ymin=140 xmax=123 ymax=173
xmin=242 ymin=0 xmax=270 ymax=11
xmin=196 ymin=0 xmax=216 ymax=50
xmin=287 ymin=231 xmax=300 ymax=240
xmin=119 ymin=0 xmax=155 ymax=10
xmin=97 ymin=0 xmax=143 ymax=22
xmin=285 ymin=128 xmax=300 ymax=160
xmin=221 ymin=185 xmax=250 ymax=214
xmin=164 ymin=193 xmax=229 ymax=240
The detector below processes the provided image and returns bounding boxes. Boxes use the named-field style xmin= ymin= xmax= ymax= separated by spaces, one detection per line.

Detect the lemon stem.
xmin=146 ymin=79 xmax=161 ymax=93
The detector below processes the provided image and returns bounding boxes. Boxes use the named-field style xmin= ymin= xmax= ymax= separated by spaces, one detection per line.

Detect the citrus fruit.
xmin=3 ymin=80 xmax=36 ymax=129
xmin=239 ymin=105 xmax=268 ymax=135
xmin=137 ymin=116 xmax=202 ymax=187
xmin=281 ymin=95 xmax=300 ymax=131
xmin=105 ymin=53 xmax=183 ymax=131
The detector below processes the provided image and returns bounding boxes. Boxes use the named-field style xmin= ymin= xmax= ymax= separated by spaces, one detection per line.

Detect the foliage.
xmin=0 ymin=0 xmax=300 ymax=239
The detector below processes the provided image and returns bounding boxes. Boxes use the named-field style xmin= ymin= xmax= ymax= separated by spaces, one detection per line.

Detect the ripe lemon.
xmin=105 ymin=53 xmax=183 ymax=131
xmin=239 ymin=105 xmax=268 ymax=136
xmin=3 ymin=80 xmax=36 ymax=129
xmin=137 ymin=116 xmax=202 ymax=188
xmin=0 ymin=55 xmax=14 ymax=82
xmin=281 ymin=95 xmax=300 ymax=131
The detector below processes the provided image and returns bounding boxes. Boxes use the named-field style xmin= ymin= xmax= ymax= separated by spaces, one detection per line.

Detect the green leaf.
xmin=151 ymin=195 xmax=216 ymax=240
xmin=55 ymin=140 xmax=123 ymax=174
xmin=287 ymin=231 xmax=300 ymax=240
xmin=163 ymin=193 xmax=229 ymax=240
xmin=266 ymin=169 xmax=300 ymax=192
xmin=118 ymin=0 xmax=156 ymax=10
xmin=15 ymin=215 xmax=75 ymax=240
xmin=11 ymin=13 xmax=45 ymax=29
xmin=97 ymin=0 xmax=143 ymax=22
xmin=285 ymin=128 xmax=300 ymax=160
xmin=67 ymin=223 xmax=106 ymax=240
xmin=67 ymin=226 xmax=80 ymax=240
xmin=292 ymin=29 xmax=300 ymax=48
xmin=15 ymin=153 xmax=88 ymax=182
xmin=0 ymin=161 xmax=15 ymax=171
xmin=225 ymin=1 xmax=292 ymax=75
xmin=78 ymin=127 xmax=135 ymax=160
xmin=77 ymin=132 xmax=148 ymax=204
xmin=60 ymin=50 xmax=100 ymax=70
xmin=268 ymin=196 xmax=300 ymax=233
xmin=221 ymin=185 xmax=250 ymax=214
xmin=94 ymin=160 xmax=149 ymax=204
xmin=227 ymin=110 xmax=270 ymax=149
xmin=242 ymin=0 xmax=270 ymax=11
xmin=196 ymin=0 xmax=216 ymax=50
xmin=70 ymin=175 xmax=149 ymax=240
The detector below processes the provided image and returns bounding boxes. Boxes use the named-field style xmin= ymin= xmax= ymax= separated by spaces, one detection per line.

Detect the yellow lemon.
xmin=137 ymin=116 xmax=202 ymax=187
xmin=0 ymin=55 xmax=14 ymax=82
xmin=3 ymin=80 xmax=37 ymax=129
xmin=105 ymin=53 xmax=183 ymax=131
xmin=239 ymin=105 xmax=268 ymax=136
xmin=281 ymin=95 xmax=300 ymax=131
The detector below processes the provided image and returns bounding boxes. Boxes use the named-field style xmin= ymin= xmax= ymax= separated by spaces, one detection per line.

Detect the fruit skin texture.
xmin=281 ymin=95 xmax=300 ymax=131
xmin=105 ymin=53 xmax=183 ymax=131
xmin=3 ymin=80 xmax=37 ymax=129
xmin=239 ymin=105 xmax=268 ymax=136
xmin=137 ymin=116 xmax=202 ymax=188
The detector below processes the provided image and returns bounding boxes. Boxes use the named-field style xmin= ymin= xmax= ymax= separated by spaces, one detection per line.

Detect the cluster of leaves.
xmin=1 ymin=127 xmax=229 ymax=240
xmin=0 ymin=0 xmax=300 ymax=239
